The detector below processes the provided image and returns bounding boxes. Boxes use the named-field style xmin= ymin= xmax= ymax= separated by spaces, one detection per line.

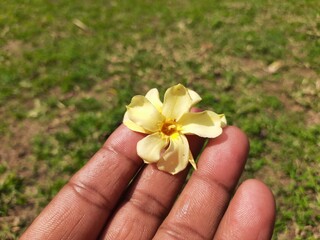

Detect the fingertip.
xmin=238 ymin=179 xmax=276 ymax=226
xmin=215 ymin=179 xmax=276 ymax=240
xmin=221 ymin=125 xmax=250 ymax=152
xmin=205 ymin=125 xmax=249 ymax=161
xmin=197 ymin=126 xmax=249 ymax=190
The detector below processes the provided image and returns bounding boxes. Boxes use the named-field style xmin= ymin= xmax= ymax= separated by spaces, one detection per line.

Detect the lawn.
xmin=0 ymin=0 xmax=319 ymax=239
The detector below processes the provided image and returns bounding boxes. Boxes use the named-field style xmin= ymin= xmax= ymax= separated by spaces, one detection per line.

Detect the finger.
xmin=213 ymin=179 xmax=276 ymax=240
xmin=153 ymin=126 xmax=249 ymax=240
xmin=100 ymin=165 xmax=189 ymax=240
xmin=99 ymin=135 xmax=204 ymax=240
xmin=21 ymin=125 xmax=144 ymax=240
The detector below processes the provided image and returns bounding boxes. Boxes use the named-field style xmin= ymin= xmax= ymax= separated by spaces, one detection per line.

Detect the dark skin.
xmin=21 ymin=125 xmax=275 ymax=240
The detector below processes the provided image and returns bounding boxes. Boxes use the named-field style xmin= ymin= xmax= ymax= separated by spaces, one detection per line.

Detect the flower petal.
xmin=188 ymin=88 xmax=202 ymax=105
xmin=179 ymin=111 xmax=224 ymax=138
xmin=123 ymin=112 xmax=149 ymax=134
xmin=162 ymin=84 xmax=193 ymax=120
xmin=188 ymin=151 xmax=197 ymax=170
xmin=157 ymin=134 xmax=190 ymax=175
xmin=145 ymin=88 xmax=163 ymax=112
xmin=137 ymin=133 xmax=169 ymax=163
xmin=126 ymin=95 xmax=165 ymax=132
xmin=219 ymin=114 xmax=227 ymax=127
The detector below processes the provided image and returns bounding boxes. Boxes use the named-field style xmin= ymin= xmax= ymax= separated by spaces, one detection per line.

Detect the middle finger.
xmin=99 ymin=135 xmax=204 ymax=240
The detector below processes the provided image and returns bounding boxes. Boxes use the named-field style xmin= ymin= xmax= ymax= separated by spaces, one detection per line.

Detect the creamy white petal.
xmin=188 ymin=151 xmax=197 ymax=170
xmin=188 ymin=88 xmax=202 ymax=105
xmin=179 ymin=111 xmax=223 ymax=138
xmin=123 ymin=111 xmax=149 ymax=133
xmin=162 ymin=84 xmax=193 ymax=120
xmin=219 ymin=114 xmax=227 ymax=127
xmin=126 ymin=95 xmax=165 ymax=132
xmin=208 ymin=111 xmax=227 ymax=127
xmin=145 ymin=88 xmax=163 ymax=112
xmin=157 ymin=134 xmax=189 ymax=175
xmin=137 ymin=133 xmax=169 ymax=163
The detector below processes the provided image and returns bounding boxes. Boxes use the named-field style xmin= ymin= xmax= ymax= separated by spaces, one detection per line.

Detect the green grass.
xmin=1 ymin=0 xmax=319 ymax=239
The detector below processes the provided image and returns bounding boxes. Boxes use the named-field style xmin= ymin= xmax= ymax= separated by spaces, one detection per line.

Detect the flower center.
xmin=161 ymin=120 xmax=179 ymax=136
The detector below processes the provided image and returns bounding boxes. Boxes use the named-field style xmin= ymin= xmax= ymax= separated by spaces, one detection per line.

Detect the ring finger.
xmin=153 ymin=126 xmax=249 ymax=239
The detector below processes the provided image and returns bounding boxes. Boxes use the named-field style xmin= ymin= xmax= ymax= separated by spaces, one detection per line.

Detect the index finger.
xmin=21 ymin=125 xmax=144 ymax=240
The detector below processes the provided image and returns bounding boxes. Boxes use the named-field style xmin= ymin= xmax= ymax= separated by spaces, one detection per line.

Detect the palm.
xmin=21 ymin=125 xmax=275 ymax=240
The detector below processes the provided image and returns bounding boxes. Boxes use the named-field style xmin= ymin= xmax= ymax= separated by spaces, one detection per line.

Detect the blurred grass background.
xmin=0 ymin=0 xmax=319 ymax=239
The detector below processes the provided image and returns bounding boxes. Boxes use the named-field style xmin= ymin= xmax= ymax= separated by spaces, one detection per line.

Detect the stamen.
xmin=161 ymin=120 xmax=178 ymax=136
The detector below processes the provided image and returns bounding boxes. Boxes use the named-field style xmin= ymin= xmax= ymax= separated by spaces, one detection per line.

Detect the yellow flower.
xmin=123 ymin=84 xmax=227 ymax=175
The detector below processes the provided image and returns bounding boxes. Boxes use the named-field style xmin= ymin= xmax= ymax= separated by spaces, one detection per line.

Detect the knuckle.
xmin=158 ymin=222 xmax=208 ymax=240
xmin=128 ymin=188 xmax=169 ymax=219
xmin=67 ymin=180 xmax=112 ymax=211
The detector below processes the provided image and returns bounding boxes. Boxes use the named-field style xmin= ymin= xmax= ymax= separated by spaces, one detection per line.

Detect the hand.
xmin=21 ymin=125 xmax=275 ymax=240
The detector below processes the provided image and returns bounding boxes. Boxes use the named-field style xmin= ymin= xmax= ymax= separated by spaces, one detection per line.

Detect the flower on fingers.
xmin=123 ymin=84 xmax=227 ymax=175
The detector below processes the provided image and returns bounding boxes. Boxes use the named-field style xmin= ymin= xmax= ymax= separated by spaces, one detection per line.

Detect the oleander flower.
xmin=123 ymin=84 xmax=226 ymax=175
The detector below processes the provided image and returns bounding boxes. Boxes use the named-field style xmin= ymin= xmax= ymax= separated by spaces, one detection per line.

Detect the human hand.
xmin=21 ymin=125 xmax=275 ymax=240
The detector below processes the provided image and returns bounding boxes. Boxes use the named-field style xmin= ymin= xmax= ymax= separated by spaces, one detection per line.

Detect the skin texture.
xmin=21 ymin=125 xmax=275 ymax=240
